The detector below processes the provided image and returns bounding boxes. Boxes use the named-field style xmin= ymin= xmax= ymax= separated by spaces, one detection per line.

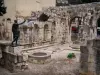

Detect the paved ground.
xmin=0 ymin=44 xmax=80 ymax=75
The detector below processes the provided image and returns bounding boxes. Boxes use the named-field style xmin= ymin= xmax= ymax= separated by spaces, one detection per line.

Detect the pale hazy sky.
xmin=16 ymin=0 xmax=56 ymax=11
xmin=16 ymin=0 xmax=56 ymax=15
xmin=4 ymin=0 xmax=56 ymax=17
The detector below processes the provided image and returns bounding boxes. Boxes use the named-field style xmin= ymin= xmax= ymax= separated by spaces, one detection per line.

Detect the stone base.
xmin=0 ymin=41 xmax=29 ymax=72
xmin=0 ymin=52 xmax=28 ymax=73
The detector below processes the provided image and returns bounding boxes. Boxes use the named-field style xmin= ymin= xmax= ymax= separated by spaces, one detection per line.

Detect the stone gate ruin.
xmin=0 ymin=2 xmax=100 ymax=74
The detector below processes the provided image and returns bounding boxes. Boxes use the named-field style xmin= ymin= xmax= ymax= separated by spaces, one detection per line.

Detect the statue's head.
xmin=14 ymin=20 xmax=17 ymax=23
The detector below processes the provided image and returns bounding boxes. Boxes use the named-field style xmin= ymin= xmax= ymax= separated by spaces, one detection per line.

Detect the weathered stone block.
xmin=0 ymin=58 xmax=4 ymax=66
xmin=79 ymin=71 xmax=96 ymax=75
xmin=96 ymin=71 xmax=100 ymax=75
xmin=93 ymin=39 xmax=100 ymax=47
xmin=88 ymin=48 xmax=95 ymax=55
xmin=5 ymin=61 xmax=15 ymax=72
xmin=0 ymin=48 xmax=2 ymax=58
xmin=80 ymin=62 xmax=88 ymax=72
xmin=80 ymin=46 xmax=88 ymax=54
xmin=22 ymin=53 xmax=29 ymax=61
xmin=88 ymin=62 xmax=96 ymax=72
xmin=8 ymin=47 xmax=14 ymax=53
xmin=17 ymin=55 xmax=24 ymax=63
xmin=2 ymin=52 xmax=17 ymax=63
xmin=13 ymin=46 xmax=23 ymax=55
xmin=88 ymin=54 xmax=96 ymax=63
xmin=87 ymin=40 xmax=93 ymax=47
xmin=80 ymin=53 xmax=88 ymax=62
xmin=9 ymin=54 xmax=17 ymax=63
xmin=1 ymin=45 xmax=6 ymax=52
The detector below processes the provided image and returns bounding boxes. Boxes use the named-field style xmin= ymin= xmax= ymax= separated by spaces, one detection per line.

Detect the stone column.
xmin=80 ymin=46 xmax=89 ymax=74
xmin=47 ymin=29 xmax=51 ymax=42
xmin=68 ymin=26 xmax=73 ymax=46
xmin=38 ymin=27 xmax=44 ymax=45
xmin=27 ymin=28 xmax=30 ymax=44
xmin=56 ymin=19 xmax=63 ymax=44
xmin=65 ymin=17 xmax=69 ymax=43
xmin=0 ymin=47 xmax=2 ymax=58
xmin=80 ymin=39 xmax=98 ymax=75
xmin=19 ymin=27 xmax=24 ymax=44
xmin=87 ymin=40 xmax=96 ymax=75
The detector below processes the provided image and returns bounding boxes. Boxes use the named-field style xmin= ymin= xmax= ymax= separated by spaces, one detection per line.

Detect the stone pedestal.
xmin=0 ymin=40 xmax=28 ymax=72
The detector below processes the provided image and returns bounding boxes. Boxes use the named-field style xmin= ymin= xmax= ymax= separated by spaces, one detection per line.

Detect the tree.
xmin=0 ymin=0 xmax=7 ymax=16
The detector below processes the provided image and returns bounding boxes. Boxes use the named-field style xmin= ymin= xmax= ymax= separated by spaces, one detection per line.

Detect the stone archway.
xmin=92 ymin=14 xmax=100 ymax=38
xmin=97 ymin=18 xmax=100 ymax=36
xmin=44 ymin=24 xmax=49 ymax=41
xmin=70 ymin=16 xmax=81 ymax=44
xmin=34 ymin=24 xmax=39 ymax=42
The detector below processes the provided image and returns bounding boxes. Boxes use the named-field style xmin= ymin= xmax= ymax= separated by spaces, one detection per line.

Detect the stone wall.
xmin=18 ymin=19 xmax=69 ymax=49
xmin=43 ymin=2 xmax=100 ymax=46
xmin=19 ymin=21 xmax=53 ymax=48
xmin=13 ymin=2 xmax=100 ymax=49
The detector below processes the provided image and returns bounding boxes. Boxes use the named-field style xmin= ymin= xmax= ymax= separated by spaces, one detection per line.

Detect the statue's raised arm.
xmin=18 ymin=18 xmax=26 ymax=25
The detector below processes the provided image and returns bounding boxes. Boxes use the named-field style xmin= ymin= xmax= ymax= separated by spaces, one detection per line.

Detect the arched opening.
xmin=70 ymin=16 xmax=81 ymax=44
xmin=97 ymin=18 xmax=100 ymax=36
xmin=44 ymin=24 xmax=49 ymax=41
xmin=34 ymin=24 xmax=39 ymax=42
xmin=51 ymin=21 xmax=56 ymax=43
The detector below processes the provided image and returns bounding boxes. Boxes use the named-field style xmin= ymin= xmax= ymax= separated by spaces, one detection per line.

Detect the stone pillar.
xmin=80 ymin=46 xmax=89 ymax=74
xmin=0 ymin=47 xmax=2 ymax=58
xmin=65 ymin=18 xmax=69 ymax=43
xmin=26 ymin=28 xmax=30 ymax=44
xmin=55 ymin=18 xmax=61 ymax=44
xmin=19 ymin=27 xmax=24 ymax=43
xmin=87 ymin=40 xmax=96 ymax=75
xmin=5 ymin=21 xmax=12 ymax=41
xmin=38 ymin=27 xmax=44 ymax=45
xmin=69 ymin=26 xmax=73 ymax=46
xmin=80 ymin=39 xmax=99 ymax=75
xmin=47 ymin=29 xmax=51 ymax=42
